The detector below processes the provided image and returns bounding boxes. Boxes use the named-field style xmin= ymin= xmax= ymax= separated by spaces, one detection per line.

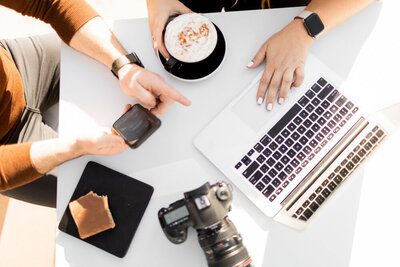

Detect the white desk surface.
xmin=57 ymin=2 xmax=400 ymax=267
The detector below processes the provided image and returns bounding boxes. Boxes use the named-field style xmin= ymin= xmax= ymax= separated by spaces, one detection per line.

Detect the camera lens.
xmin=197 ymin=217 xmax=251 ymax=267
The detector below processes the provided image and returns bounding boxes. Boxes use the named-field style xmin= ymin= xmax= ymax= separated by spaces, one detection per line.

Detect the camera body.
xmin=158 ymin=181 xmax=252 ymax=267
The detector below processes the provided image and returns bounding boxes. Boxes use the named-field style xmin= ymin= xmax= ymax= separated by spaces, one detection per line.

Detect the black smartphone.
xmin=112 ymin=104 xmax=161 ymax=149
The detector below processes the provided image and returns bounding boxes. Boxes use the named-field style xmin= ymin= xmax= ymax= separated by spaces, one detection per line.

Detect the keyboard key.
xmin=283 ymin=181 xmax=289 ymax=187
xmin=296 ymin=207 xmax=304 ymax=215
xmin=322 ymin=126 xmax=330 ymax=135
xmin=235 ymin=162 xmax=242 ymax=169
xmin=241 ymin=156 xmax=251 ymax=165
xmin=299 ymin=110 xmax=309 ymax=119
xmin=260 ymin=164 xmax=269 ymax=173
xmin=284 ymin=138 xmax=294 ymax=147
xmin=372 ymin=126 xmax=379 ymax=132
xmin=309 ymin=113 xmax=318 ymax=122
xmin=242 ymin=161 xmax=260 ymax=178
xmin=370 ymin=136 xmax=378 ymax=144
xmin=281 ymin=155 xmax=290 ymax=164
xmin=302 ymin=200 xmax=310 ymax=208
xmin=260 ymin=135 xmax=272 ymax=146
xmin=287 ymin=149 xmax=296 ymax=158
xmin=295 ymin=167 xmax=302 ymax=174
xmin=276 ymin=135 xmax=285 ymax=144
xmin=303 ymin=146 xmax=312 ymax=155
xmin=256 ymin=182 xmax=265 ymax=191
xmin=305 ymin=89 xmax=316 ymax=99
xmin=247 ymin=149 xmax=255 ymax=156
xmin=345 ymin=101 xmax=354 ymax=110
xmin=303 ymin=119 xmax=312 ymax=128
xmin=254 ymin=143 xmax=264 ymax=152
xmin=291 ymin=159 xmax=300 ymax=168
xmin=266 ymin=158 xmax=276 ymax=167
xmin=339 ymin=120 xmax=347 ymax=127
xmin=376 ymin=130 xmax=384 ymax=138
xmin=309 ymin=139 xmax=318 ymax=148
xmin=328 ymin=120 xmax=336 ymax=129
xmin=336 ymin=96 xmax=347 ymax=107
xmin=316 ymin=195 xmax=325 ymax=205
xmin=256 ymin=154 xmax=266 ymax=163
xmin=323 ymin=111 xmax=333 ymax=120
xmin=317 ymin=77 xmax=327 ymax=87
xmin=334 ymin=175 xmax=343 ymax=185
xmin=297 ymin=125 xmax=306 ymax=134
xmin=305 ymin=129 xmax=314 ymax=139
xmin=269 ymin=141 xmax=278 ymax=151
xmin=311 ymin=123 xmax=321 ymax=132
xmin=291 ymin=132 xmax=301 ymax=141
xmin=346 ymin=162 xmax=355 ymax=171
xmin=317 ymin=84 xmax=335 ymax=100
xmin=249 ymin=171 xmax=263 ymax=184
xmin=309 ymin=202 xmax=319 ymax=212
xmin=293 ymin=143 xmax=303 ymax=152
xmin=311 ymin=83 xmax=322 ymax=93
xmin=274 ymin=162 xmax=284 ymax=171
xmin=316 ymin=186 xmax=323 ymax=193
xmin=322 ymin=179 xmax=329 ymax=186
xmin=299 ymin=136 xmax=308 ymax=145
xmin=297 ymin=152 xmax=306 ymax=161
xmin=294 ymin=116 xmax=303 ymax=125
xmin=272 ymin=151 xmax=282 ymax=160
xmin=279 ymin=145 xmax=288 ymax=154
xmin=268 ymin=104 xmax=302 ymax=138
xmin=364 ymin=142 xmax=372 ymax=151
xmin=272 ymin=179 xmax=281 ymax=187
xmin=333 ymin=114 xmax=342 ymax=123
xmin=262 ymin=176 xmax=271 ymax=184
xmin=306 ymin=104 xmax=315 ymax=113
xmin=278 ymin=172 xmax=287 ymax=181
xmin=288 ymin=174 xmax=296 ymax=181
xmin=268 ymin=169 xmax=278 ymax=178
xmin=328 ymin=182 xmax=337 ymax=191
xmin=339 ymin=108 xmax=348 ymax=116
xmin=269 ymin=195 xmax=276 ymax=201
xmin=321 ymin=100 xmax=331 ymax=109
xmin=276 ymin=188 xmax=283 ymax=195
xmin=262 ymin=148 xmax=272 ymax=157
xmin=309 ymin=193 xmax=317 ymax=201
xmin=315 ymin=106 xmax=325 ymax=115
xmin=341 ymin=159 xmax=348 ymax=166
xmin=327 ymin=89 xmax=340 ymax=102
xmin=317 ymin=117 xmax=327 ymax=126
xmin=340 ymin=168 xmax=349 ymax=178
xmin=263 ymin=185 xmax=275 ymax=198
xmin=281 ymin=129 xmax=290 ymax=138
xmin=311 ymin=98 xmax=321 ymax=106
xmin=298 ymin=96 xmax=310 ymax=107
xmin=288 ymin=123 xmax=297 ymax=131
xmin=322 ymin=188 xmax=330 ymax=198
xmin=303 ymin=209 xmax=313 ymax=219
xmin=352 ymin=155 xmax=361 ymax=164
xmin=285 ymin=165 xmax=294 ymax=174
xmin=352 ymin=107 xmax=359 ymax=113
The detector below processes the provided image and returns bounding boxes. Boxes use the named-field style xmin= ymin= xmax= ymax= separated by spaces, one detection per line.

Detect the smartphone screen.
xmin=113 ymin=104 xmax=161 ymax=148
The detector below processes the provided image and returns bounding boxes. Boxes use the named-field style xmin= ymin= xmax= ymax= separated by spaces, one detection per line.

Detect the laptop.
xmin=194 ymin=53 xmax=397 ymax=230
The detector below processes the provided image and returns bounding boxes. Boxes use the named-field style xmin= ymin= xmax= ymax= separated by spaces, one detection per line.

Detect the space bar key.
xmin=268 ymin=103 xmax=302 ymax=138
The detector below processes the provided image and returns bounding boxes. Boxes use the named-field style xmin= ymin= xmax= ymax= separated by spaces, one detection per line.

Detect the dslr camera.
xmin=158 ymin=181 xmax=252 ymax=267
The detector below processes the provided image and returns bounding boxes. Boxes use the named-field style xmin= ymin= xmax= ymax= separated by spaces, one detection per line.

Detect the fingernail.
xmin=246 ymin=61 xmax=254 ymax=68
xmin=153 ymin=41 xmax=157 ymax=49
xmin=165 ymin=57 xmax=170 ymax=61
xmin=278 ymin=98 xmax=284 ymax=104
xmin=267 ymin=103 xmax=273 ymax=111
xmin=257 ymin=97 xmax=263 ymax=105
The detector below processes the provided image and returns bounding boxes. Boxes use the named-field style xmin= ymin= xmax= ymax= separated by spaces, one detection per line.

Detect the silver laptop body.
xmin=194 ymin=54 xmax=390 ymax=230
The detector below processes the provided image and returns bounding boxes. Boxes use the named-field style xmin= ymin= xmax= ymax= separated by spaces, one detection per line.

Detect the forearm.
xmin=69 ymin=17 xmax=127 ymax=69
xmin=306 ymin=0 xmax=375 ymax=33
xmin=30 ymin=138 xmax=83 ymax=175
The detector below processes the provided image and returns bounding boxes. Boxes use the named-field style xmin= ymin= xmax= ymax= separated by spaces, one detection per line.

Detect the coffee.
xmin=164 ymin=13 xmax=218 ymax=63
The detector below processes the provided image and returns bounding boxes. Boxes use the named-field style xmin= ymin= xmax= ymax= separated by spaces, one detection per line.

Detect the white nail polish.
xmin=257 ymin=97 xmax=263 ymax=105
xmin=267 ymin=103 xmax=273 ymax=111
xmin=278 ymin=98 xmax=284 ymax=104
xmin=246 ymin=61 xmax=254 ymax=68
xmin=153 ymin=41 xmax=157 ymax=49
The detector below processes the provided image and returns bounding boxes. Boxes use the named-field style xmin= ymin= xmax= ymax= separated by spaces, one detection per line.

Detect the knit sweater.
xmin=0 ymin=0 xmax=98 ymax=191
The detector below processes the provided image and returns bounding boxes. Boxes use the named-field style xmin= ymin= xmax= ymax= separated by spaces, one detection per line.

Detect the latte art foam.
xmin=164 ymin=13 xmax=218 ymax=63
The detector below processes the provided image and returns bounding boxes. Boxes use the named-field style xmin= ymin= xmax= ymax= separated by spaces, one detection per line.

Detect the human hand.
xmin=118 ymin=63 xmax=191 ymax=115
xmin=247 ymin=19 xmax=314 ymax=110
xmin=147 ymin=0 xmax=192 ymax=59
xmin=74 ymin=105 xmax=132 ymax=156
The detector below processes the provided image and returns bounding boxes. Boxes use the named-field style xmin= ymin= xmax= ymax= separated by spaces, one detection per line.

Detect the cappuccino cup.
xmin=160 ymin=13 xmax=226 ymax=81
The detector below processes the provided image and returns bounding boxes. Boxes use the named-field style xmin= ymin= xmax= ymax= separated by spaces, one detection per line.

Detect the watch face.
xmin=304 ymin=13 xmax=324 ymax=37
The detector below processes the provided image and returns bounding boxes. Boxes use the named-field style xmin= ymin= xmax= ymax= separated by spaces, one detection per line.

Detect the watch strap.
xmin=111 ymin=52 xmax=144 ymax=78
xmin=295 ymin=10 xmax=313 ymax=20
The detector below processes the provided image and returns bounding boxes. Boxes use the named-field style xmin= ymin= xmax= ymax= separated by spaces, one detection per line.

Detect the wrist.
xmin=289 ymin=19 xmax=314 ymax=47
xmin=117 ymin=63 xmax=143 ymax=78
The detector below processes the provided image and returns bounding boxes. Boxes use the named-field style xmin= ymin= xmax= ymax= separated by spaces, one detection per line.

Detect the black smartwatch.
xmin=295 ymin=10 xmax=324 ymax=39
xmin=111 ymin=52 xmax=145 ymax=78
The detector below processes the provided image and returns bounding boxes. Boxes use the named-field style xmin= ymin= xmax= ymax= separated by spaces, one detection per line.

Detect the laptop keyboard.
xmin=234 ymin=77 xmax=359 ymax=202
xmin=292 ymin=124 xmax=386 ymax=221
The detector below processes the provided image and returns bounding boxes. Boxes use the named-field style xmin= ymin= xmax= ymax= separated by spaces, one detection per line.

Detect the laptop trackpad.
xmin=231 ymin=84 xmax=295 ymax=133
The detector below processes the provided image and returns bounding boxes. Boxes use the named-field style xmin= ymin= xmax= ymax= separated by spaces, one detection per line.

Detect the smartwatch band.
xmin=111 ymin=52 xmax=145 ymax=78
xmin=295 ymin=10 xmax=325 ymax=39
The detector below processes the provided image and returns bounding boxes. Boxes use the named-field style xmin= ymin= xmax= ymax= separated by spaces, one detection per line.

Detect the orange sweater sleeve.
xmin=0 ymin=143 xmax=42 ymax=191
xmin=0 ymin=0 xmax=99 ymax=44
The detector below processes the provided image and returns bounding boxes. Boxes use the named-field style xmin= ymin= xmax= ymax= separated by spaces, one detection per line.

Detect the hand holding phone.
xmin=112 ymin=104 xmax=161 ymax=148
